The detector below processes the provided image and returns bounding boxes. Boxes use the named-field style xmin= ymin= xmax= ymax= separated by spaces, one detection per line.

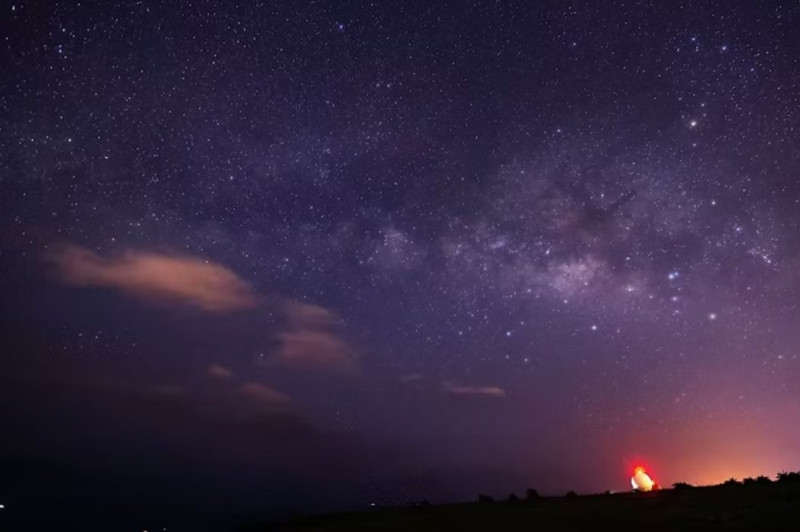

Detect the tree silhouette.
xmin=755 ymin=475 xmax=772 ymax=485
xmin=722 ymin=478 xmax=741 ymax=487
xmin=525 ymin=488 xmax=540 ymax=501
xmin=777 ymin=471 xmax=800 ymax=483
xmin=742 ymin=477 xmax=756 ymax=486
xmin=508 ymin=493 xmax=519 ymax=502
xmin=565 ymin=490 xmax=577 ymax=498
xmin=672 ymin=482 xmax=693 ymax=491
xmin=478 ymin=494 xmax=495 ymax=503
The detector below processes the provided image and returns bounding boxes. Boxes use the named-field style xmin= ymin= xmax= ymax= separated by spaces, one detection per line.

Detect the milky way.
xmin=2 ymin=0 xmax=800 ymax=514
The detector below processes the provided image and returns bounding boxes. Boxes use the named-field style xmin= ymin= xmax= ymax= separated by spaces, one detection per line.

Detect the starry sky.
xmin=2 ymin=0 xmax=800 ymax=518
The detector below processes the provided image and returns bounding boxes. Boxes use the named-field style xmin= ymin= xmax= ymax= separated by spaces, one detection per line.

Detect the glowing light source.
xmin=631 ymin=466 xmax=656 ymax=491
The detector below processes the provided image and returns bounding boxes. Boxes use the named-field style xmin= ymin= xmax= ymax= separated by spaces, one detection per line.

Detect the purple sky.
xmin=2 ymin=0 xmax=800 ymax=516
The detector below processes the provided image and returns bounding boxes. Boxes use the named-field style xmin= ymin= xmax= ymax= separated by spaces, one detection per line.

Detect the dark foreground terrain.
xmin=255 ymin=482 xmax=800 ymax=531
xmin=2 ymin=481 xmax=799 ymax=530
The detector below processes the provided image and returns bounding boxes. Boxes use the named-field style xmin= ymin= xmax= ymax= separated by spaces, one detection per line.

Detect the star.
xmin=3 ymin=0 xmax=799 ymax=518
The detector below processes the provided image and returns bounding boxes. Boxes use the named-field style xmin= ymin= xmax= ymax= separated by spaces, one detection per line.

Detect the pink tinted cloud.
xmin=208 ymin=364 xmax=235 ymax=380
xmin=239 ymin=382 xmax=292 ymax=407
xmin=284 ymin=301 xmax=337 ymax=329
xmin=443 ymin=381 xmax=506 ymax=398
xmin=274 ymin=301 xmax=359 ymax=373
xmin=48 ymin=245 xmax=260 ymax=312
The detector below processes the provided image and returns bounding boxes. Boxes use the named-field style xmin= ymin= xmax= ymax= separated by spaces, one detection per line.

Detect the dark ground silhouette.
xmin=244 ymin=473 xmax=800 ymax=531
xmin=3 ymin=472 xmax=800 ymax=530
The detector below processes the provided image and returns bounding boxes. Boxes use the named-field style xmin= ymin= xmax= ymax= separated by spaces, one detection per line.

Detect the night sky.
xmin=2 ymin=0 xmax=800 ymax=518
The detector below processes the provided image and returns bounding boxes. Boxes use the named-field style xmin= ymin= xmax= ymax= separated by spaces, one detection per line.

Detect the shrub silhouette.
xmin=777 ymin=471 xmax=800 ymax=483
xmin=672 ymin=482 xmax=693 ymax=491
xmin=508 ymin=493 xmax=519 ymax=502
xmin=525 ymin=488 xmax=540 ymax=501
xmin=742 ymin=477 xmax=756 ymax=486
xmin=755 ymin=475 xmax=772 ymax=485
xmin=478 ymin=494 xmax=495 ymax=503
xmin=406 ymin=499 xmax=430 ymax=507
xmin=565 ymin=490 xmax=577 ymax=498
xmin=722 ymin=478 xmax=741 ymax=487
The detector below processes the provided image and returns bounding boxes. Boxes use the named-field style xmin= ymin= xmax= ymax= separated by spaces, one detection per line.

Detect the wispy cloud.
xmin=204 ymin=364 xmax=290 ymax=409
xmin=443 ymin=381 xmax=506 ymax=398
xmin=275 ymin=302 xmax=359 ymax=373
xmin=284 ymin=301 xmax=338 ymax=330
xmin=239 ymin=382 xmax=292 ymax=408
xmin=149 ymin=384 xmax=184 ymax=397
xmin=208 ymin=364 xmax=235 ymax=380
xmin=47 ymin=244 xmax=260 ymax=312
xmin=48 ymin=244 xmax=358 ymax=373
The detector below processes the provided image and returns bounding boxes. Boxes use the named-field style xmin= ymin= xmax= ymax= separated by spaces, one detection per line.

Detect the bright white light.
xmin=0 ymin=503 xmax=5 ymax=510
xmin=631 ymin=467 xmax=655 ymax=491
